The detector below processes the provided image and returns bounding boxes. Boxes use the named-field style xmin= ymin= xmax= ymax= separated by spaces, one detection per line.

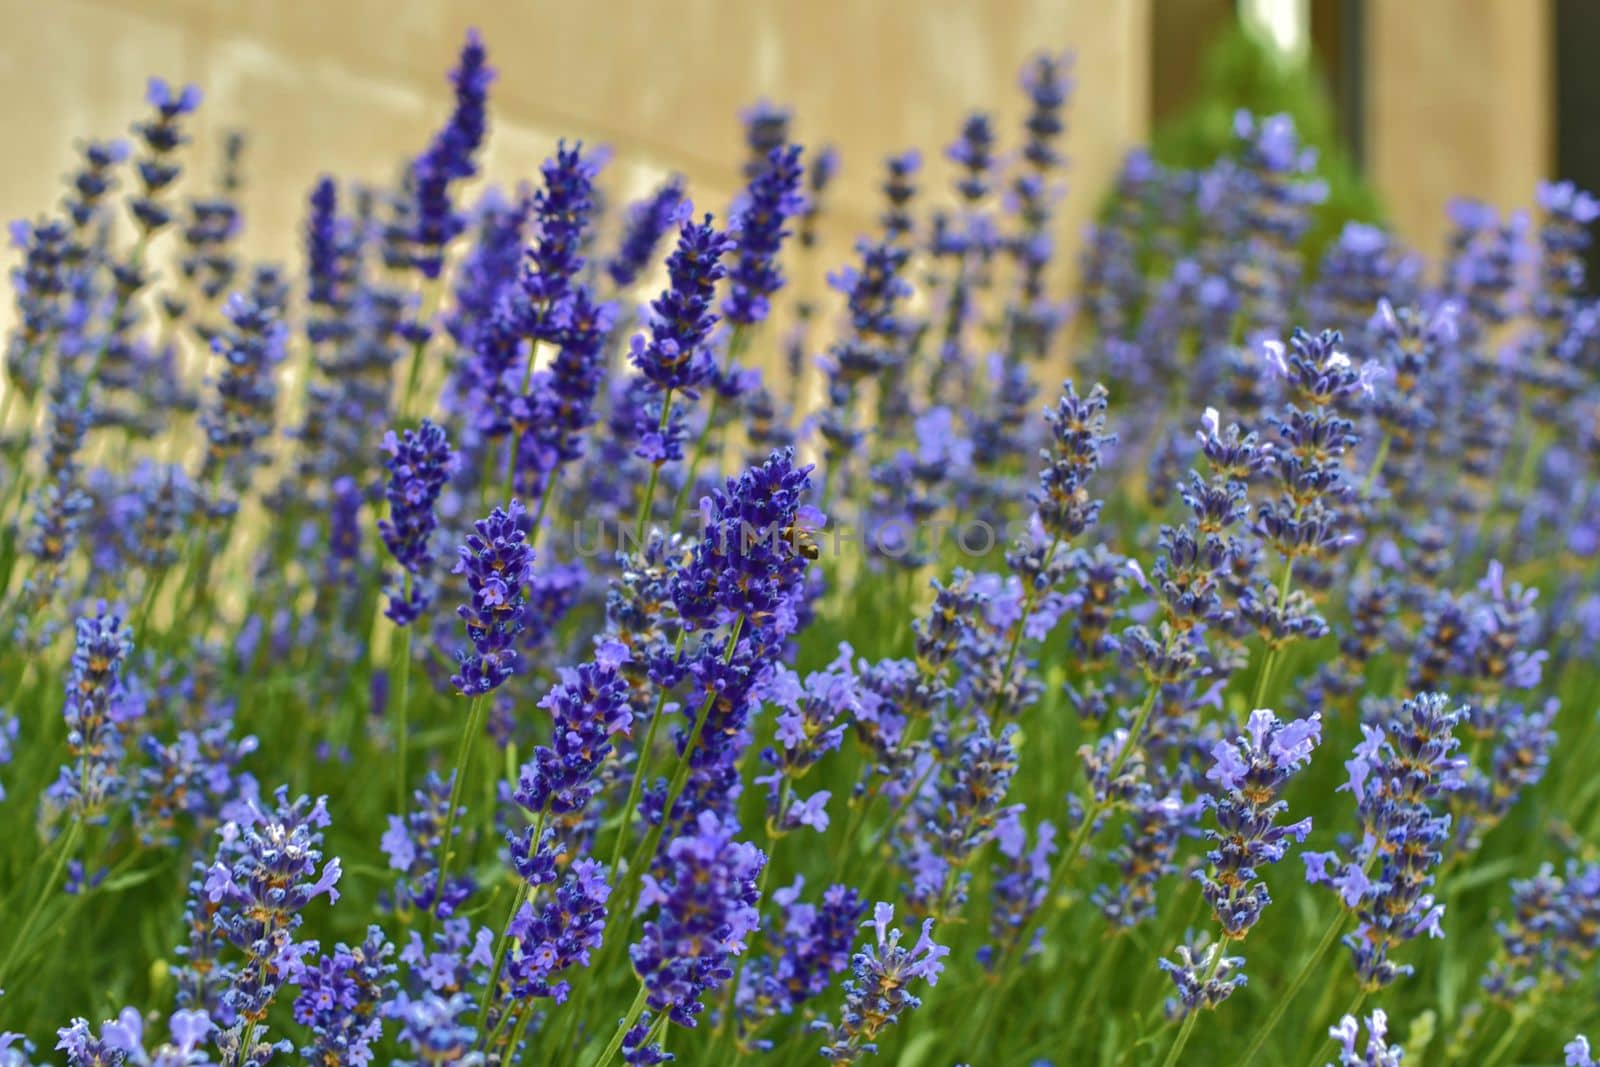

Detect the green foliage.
xmin=1151 ymin=20 xmax=1383 ymax=257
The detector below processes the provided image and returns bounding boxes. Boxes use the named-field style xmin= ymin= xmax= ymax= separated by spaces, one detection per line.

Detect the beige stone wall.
xmin=1367 ymin=0 xmax=1552 ymax=259
xmin=0 ymin=0 xmax=1153 ymax=328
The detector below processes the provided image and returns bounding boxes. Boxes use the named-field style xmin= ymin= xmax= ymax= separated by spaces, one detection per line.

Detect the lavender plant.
xmin=0 ymin=28 xmax=1597 ymax=1067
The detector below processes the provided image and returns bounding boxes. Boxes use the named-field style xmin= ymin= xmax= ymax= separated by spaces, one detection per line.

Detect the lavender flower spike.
xmin=451 ymin=500 xmax=534 ymax=695
xmin=379 ymin=419 xmax=456 ymax=626
xmin=813 ymin=902 xmax=948 ymax=1063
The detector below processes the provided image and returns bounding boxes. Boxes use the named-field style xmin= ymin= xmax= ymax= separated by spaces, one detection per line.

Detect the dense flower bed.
xmin=1 ymin=27 xmax=1598 ymax=1067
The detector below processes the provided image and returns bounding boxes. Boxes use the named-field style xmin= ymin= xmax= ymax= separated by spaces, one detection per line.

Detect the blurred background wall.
xmin=0 ymin=0 xmax=1588 ymax=322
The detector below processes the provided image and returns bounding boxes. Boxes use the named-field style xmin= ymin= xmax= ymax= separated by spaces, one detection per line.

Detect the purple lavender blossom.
xmin=1157 ymin=938 xmax=1245 ymax=1018
xmin=1195 ymin=709 xmax=1321 ymax=938
xmin=608 ymin=176 xmax=686 ymax=289
xmin=513 ymin=639 xmax=633 ymax=817
xmin=629 ymin=810 xmax=765 ymax=1028
xmin=378 ymin=419 xmax=455 ymax=626
xmin=1329 ymin=1010 xmax=1404 ymax=1066
xmin=292 ymin=927 xmax=396 ymax=1066
xmin=630 ymin=209 xmax=733 ymax=396
xmin=129 ymin=77 xmax=201 ymax=234
xmin=669 ymin=447 xmax=817 ymax=630
xmin=723 ymin=145 xmax=805 ymax=326
xmin=56 ymin=1008 xmax=214 ymax=1066
xmin=813 ymin=903 xmax=948 ymax=1062
xmin=524 ymin=141 xmax=605 ymax=342
xmin=451 ymin=500 xmax=534 ymax=695
xmin=193 ymin=788 xmax=342 ymax=1039
xmin=49 ymin=603 xmax=137 ymax=819
xmin=201 ymin=292 xmax=285 ymax=492
xmin=1303 ymin=693 xmax=1468 ymax=989
xmin=381 ymin=772 xmax=474 ymax=918
xmin=755 ymin=651 xmax=858 ymax=834
xmin=735 ymin=878 xmax=864 ymax=1031
xmin=411 ymin=29 xmax=495 ymax=278
xmin=502 ymin=856 xmax=611 ymax=1005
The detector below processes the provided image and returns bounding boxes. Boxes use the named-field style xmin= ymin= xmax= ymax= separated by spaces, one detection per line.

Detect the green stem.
xmin=477 ymin=808 xmax=546 ymax=1039
xmin=593 ymin=982 xmax=650 ymax=1067
xmin=1240 ymin=908 xmax=1351 ymax=1065
xmin=1159 ymin=939 xmax=1228 ymax=1067
xmin=1306 ymin=989 xmax=1368 ymax=1066
xmin=400 ymin=278 xmax=440 ymax=417
xmin=605 ymin=633 xmax=686 ymax=880
xmin=668 ymin=326 xmax=747 ymax=529
xmin=0 ymin=819 xmax=83 ymax=987
xmin=393 ymin=575 xmax=415 ymax=813
xmin=1481 ymin=1005 xmax=1533 ymax=1067
xmin=1360 ymin=433 xmax=1392 ymax=499
xmin=632 ymin=391 xmax=675 ymax=546
xmin=986 ymin=534 xmax=1063 ymax=718
xmin=504 ymin=1004 xmax=535 ymax=1062
xmin=1003 ymin=671 xmax=1166 ymax=966
xmin=1250 ymin=554 xmax=1298 ymax=710
xmin=432 ymin=693 xmax=490 ymax=929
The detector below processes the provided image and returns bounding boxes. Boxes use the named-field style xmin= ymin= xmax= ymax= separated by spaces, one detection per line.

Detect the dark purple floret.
xmin=740 ymin=99 xmax=792 ymax=178
xmin=129 ymin=77 xmax=201 ymax=234
xmin=629 ymin=810 xmax=765 ymax=1028
xmin=451 ymin=500 xmax=534 ymax=695
xmin=1303 ymin=693 xmax=1468 ymax=989
xmin=813 ymin=902 xmax=948 ymax=1062
xmin=947 ymin=113 xmax=996 ymax=203
xmin=735 ymin=878 xmax=864 ymax=1037
xmin=669 ymin=447 xmax=816 ymax=630
xmin=381 ymin=772 xmax=475 ymax=918
xmin=879 ymin=149 xmax=921 ymax=244
xmin=1193 ymin=710 xmax=1320 ymax=939
xmin=723 ymin=144 xmax=806 ymax=326
xmin=524 ymin=141 xmax=605 ymax=342
xmin=1157 ymin=939 xmax=1245 ymax=1019
xmin=192 ymin=788 xmax=342 ymax=1035
xmin=378 ymin=419 xmax=455 ymax=627
xmin=411 ymin=29 xmax=496 ymax=277
xmin=292 ymin=926 xmax=397 ymax=1066
xmin=608 ymin=175 xmax=687 ymax=289
xmin=513 ymin=639 xmax=633 ymax=816
xmin=502 ymin=857 xmax=611 ymax=1004
xmin=49 ymin=602 xmax=137 ymax=819
xmin=629 ymin=210 xmax=734 ymax=395
xmin=201 ymin=292 xmax=285 ymax=489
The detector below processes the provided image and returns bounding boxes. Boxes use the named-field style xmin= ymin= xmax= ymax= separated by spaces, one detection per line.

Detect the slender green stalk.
xmin=632 ymin=391 xmax=675 ymax=546
xmin=1480 ymin=998 xmax=1538 ymax=1067
xmin=668 ymin=326 xmax=747 ymax=528
xmin=1360 ymin=432 xmax=1392 ymax=499
xmin=393 ymin=574 xmax=415 ymax=813
xmin=1303 ymin=989 xmax=1367 ymax=1066
xmin=400 ymin=278 xmax=441 ymax=418
xmin=1158 ymin=939 xmax=1228 ymax=1067
xmin=431 ymin=693 xmax=490 ymax=931
xmin=1250 ymin=554 xmax=1298 ymax=710
xmin=986 ymin=533 xmax=1063 ymax=718
xmin=0 ymin=818 xmax=82 ymax=987
xmin=503 ymin=1004 xmax=535 ymax=1063
xmin=476 ymin=809 xmax=546 ymax=1037
xmin=716 ymin=783 xmax=788 ymax=1052
xmin=1239 ymin=908 xmax=1351 ymax=1064
xmin=605 ymin=632 xmax=685 ymax=878
xmin=592 ymin=982 xmax=651 ymax=1067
